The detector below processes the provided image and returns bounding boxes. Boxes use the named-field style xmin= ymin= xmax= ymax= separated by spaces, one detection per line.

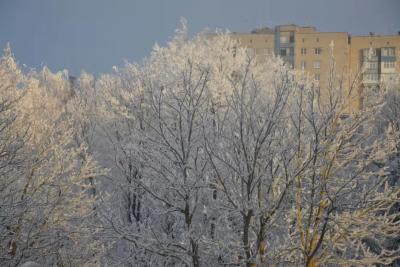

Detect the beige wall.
xmin=294 ymin=33 xmax=349 ymax=91
xmin=230 ymin=33 xmax=275 ymax=60
xmin=227 ymin=26 xmax=400 ymax=112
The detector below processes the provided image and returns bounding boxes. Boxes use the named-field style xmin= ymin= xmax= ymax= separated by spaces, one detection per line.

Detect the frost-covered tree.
xmin=66 ymin=71 xmax=99 ymax=197
xmin=0 ymin=46 xmax=103 ymax=266
xmin=0 ymin=43 xmax=27 ymax=264
xmin=372 ymin=76 xmax=400 ymax=266
xmin=202 ymin=51 xmax=299 ymax=266
xmin=95 ymin=67 xmax=154 ymax=266
xmin=380 ymin=76 xmax=400 ymax=183
xmin=95 ymin=24 xmax=400 ymax=267
xmin=98 ymin=24 xmax=221 ymax=266
xmin=279 ymin=51 xmax=400 ymax=266
xmin=1 ymin=22 xmax=399 ymax=267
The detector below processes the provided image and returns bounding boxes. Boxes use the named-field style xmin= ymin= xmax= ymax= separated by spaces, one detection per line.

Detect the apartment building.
xmin=350 ymin=35 xmax=400 ymax=109
xmin=228 ymin=25 xmax=400 ymax=111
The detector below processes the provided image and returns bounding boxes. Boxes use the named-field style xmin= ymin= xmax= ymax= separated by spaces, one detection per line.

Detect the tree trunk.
xmin=243 ymin=211 xmax=253 ymax=267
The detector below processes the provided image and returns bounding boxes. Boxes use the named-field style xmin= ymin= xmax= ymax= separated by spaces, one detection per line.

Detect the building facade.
xmin=229 ymin=25 xmax=400 ymax=111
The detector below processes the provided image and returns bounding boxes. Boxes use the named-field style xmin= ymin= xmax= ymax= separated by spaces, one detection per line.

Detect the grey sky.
xmin=1 ymin=0 xmax=399 ymax=75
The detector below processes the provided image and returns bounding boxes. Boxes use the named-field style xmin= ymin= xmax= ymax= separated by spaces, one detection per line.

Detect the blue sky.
xmin=1 ymin=0 xmax=399 ymax=75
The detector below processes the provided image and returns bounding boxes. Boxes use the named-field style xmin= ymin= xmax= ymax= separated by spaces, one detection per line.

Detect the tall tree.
xmin=0 ymin=46 xmax=103 ymax=266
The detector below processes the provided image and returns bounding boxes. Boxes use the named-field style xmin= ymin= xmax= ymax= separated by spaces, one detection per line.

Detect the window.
xmin=315 ymin=73 xmax=320 ymax=81
xmin=363 ymin=73 xmax=379 ymax=81
xmin=280 ymin=36 xmax=289 ymax=43
xmin=301 ymin=60 xmax=307 ymax=69
xmin=289 ymin=32 xmax=295 ymax=43
xmin=302 ymin=38 xmax=305 ymax=43
xmin=382 ymin=47 xmax=395 ymax=56
xmin=314 ymin=61 xmax=321 ymax=69
xmin=280 ymin=48 xmax=292 ymax=56
xmin=366 ymin=62 xmax=377 ymax=69
xmin=316 ymin=38 xmax=319 ymax=42
xmin=263 ymin=48 xmax=271 ymax=55
xmin=362 ymin=48 xmax=378 ymax=57
xmin=301 ymin=48 xmax=307 ymax=55
xmin=247 ymin=48 xmax=255 ymax=56
xmin=315 ymin=48 xmax=322 ymax=55
xmin=383 ymin=61 xmax=395 ymax=68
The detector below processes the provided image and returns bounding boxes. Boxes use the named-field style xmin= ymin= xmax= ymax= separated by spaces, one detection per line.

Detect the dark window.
xmin=280 ymin=48 xmax=287 ymax=56
xmin=290 ymin=32 xmax=295 ymax=43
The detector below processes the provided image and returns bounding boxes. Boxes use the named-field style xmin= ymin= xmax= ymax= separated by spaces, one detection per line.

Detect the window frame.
xmin=301 ymin=60 xmax=307 ymax=69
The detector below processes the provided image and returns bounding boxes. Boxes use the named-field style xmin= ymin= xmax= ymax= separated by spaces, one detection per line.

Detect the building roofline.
xmin=230 ymin=32 xmax=274 ymax=35
xmin=213 ymin=25 xmax=400 ymax=38
xmin=351 ymin=34 xmax=400 ymax=38
xmin=296 ymin=32 xmax=348 ymax=35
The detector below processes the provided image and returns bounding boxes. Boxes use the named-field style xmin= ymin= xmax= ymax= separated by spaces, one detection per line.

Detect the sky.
xmin=1 ymin=0 xmax=399 ymax=76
